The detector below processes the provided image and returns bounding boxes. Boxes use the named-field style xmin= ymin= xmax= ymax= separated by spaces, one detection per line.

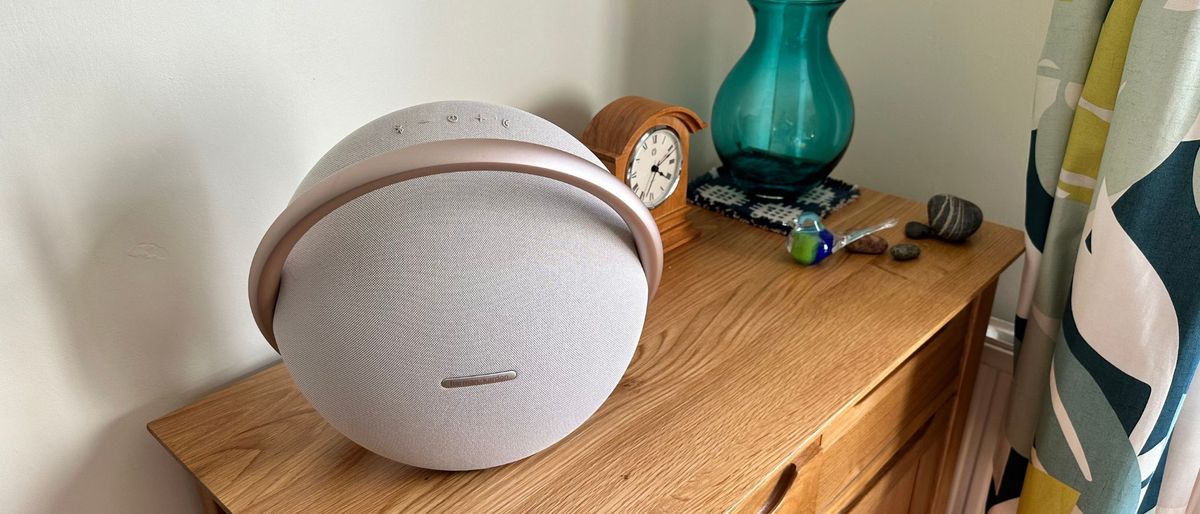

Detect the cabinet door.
xmin=845 ymin=397 xmax=954 ymax=514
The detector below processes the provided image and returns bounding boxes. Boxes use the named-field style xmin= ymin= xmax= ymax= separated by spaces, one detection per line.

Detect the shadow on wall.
xmin=524 ymin=1 xmax=750 ymax=167
xmin=617 ymin=0 xmax=715 ymax=106
xmin=615 ymin=0 xmax=751 ymax=171
xmin=8 ymin=137 xmax=224 ymax=513
xmin=0 ymin=16 xmax=322 ymax=504
xmin=528 ymin=87 xmax=597 ymax=137
xmin=526 ymin=1 xmax=747 ymax=162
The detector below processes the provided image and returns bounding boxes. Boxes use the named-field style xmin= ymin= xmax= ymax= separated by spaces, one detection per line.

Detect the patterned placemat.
xmin=687 ymin=167 xmax=860 ymax=235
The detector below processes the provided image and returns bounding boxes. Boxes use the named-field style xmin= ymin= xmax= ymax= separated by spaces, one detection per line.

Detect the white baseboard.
xmin=946 ymin=318 xmax=1015 ymax=514
xmin=984 ymin=316 xmax=1015 ymax=351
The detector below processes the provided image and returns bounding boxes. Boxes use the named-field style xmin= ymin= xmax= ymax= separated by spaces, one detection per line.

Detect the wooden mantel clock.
xmin=581 ymin=96 xmax=707 ymax=252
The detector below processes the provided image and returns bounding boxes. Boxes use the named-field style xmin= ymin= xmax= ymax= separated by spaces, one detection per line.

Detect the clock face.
xmin=626 ymin=126 xmax=683 ymax=209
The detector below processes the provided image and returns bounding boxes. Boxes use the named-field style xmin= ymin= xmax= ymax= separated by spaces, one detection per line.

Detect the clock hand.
xmin=657 ymin=147 xmax=676 ymax=166
xmin=645 ymin=165 xmax=659 ymax=199
xmin=649 ymin=161 xmax=671 ymax=179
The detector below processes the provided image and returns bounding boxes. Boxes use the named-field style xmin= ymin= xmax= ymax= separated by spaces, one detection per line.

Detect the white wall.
xmin=830 ymin=0 xmax=1053 ymax=322
xmin=0 ymin=1 xmax=1048 ymax=513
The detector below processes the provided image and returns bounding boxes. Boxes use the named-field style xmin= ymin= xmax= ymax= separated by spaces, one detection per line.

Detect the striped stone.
xmin=927 ymin=194 xmax=983 ymax=242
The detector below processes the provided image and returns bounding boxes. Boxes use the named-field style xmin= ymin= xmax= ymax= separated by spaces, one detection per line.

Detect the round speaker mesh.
xmin=273 ymin=101 xmax=648 ymax=470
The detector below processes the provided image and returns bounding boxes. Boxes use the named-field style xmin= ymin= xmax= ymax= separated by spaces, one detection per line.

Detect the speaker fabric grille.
xmin=271 ymin=102 xmax=648 ymax=470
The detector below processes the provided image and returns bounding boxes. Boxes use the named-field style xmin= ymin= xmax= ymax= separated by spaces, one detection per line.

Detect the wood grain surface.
xmin=148 ymin=189 xmax=1023 ymax=513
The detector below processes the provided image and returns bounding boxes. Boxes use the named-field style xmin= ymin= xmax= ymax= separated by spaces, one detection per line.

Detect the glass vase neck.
xmin=751 ymin=1 xmax=843 ymax=22
xmin=749 ymin=0 xmax=841 ymax=50
xmin=750 ymin=0 xmax=845 ymax=7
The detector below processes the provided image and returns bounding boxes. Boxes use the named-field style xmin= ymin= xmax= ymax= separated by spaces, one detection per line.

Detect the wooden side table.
xmin=149 ymin=190 xmax=1022 ymax=513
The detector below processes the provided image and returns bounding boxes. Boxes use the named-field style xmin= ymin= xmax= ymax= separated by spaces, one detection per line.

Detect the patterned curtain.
xmin=987 ymin=0 xmax=1200 ymax=512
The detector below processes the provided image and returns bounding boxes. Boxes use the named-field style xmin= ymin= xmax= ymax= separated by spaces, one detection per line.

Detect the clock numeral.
xmin=669 ymin=159 xmax=676 ymax=164
xmin=641 ymin=142 xmax=648 ymax=150
xmin=653 ymin=134 xmax=658 ymax=144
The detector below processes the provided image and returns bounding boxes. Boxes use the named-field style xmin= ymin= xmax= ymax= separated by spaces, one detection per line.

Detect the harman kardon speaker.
xmin=248 ymin=101 xmax=663 ymax=470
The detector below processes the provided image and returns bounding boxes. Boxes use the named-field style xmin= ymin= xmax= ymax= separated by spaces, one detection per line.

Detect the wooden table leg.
xmin=931 ymin=279 xmax=998 ymax=512
xmin=196 ymin=479 xmax=225 ymax=514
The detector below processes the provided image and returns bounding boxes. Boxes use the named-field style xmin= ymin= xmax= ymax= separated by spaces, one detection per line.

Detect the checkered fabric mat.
xmin=687 ymin=167 xmax=860 ymax=235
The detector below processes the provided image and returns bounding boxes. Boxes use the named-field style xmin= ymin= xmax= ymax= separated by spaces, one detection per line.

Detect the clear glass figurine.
xmin=787 ymin=212 xmax=897 ymax=265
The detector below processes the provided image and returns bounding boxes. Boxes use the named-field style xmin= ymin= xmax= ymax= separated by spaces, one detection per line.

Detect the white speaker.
xmin=248 ymin=101 xmax=662 ymax=470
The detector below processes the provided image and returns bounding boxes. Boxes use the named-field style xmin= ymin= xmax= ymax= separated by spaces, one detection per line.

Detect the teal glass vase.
xmin=712 ymin=0 xmax=854 ymax=200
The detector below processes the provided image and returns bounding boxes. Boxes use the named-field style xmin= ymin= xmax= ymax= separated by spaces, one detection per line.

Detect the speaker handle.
xmin=249 ymin=138 xmax=664 ymax=351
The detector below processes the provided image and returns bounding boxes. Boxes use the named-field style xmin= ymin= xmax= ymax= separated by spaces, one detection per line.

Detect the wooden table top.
xmin=148 ymin=190 xmax=1023 ymax=513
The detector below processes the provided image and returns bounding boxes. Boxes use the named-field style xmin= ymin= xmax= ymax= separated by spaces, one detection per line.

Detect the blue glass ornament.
xmin=788 ymin=213 xmax=896 ymax=265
